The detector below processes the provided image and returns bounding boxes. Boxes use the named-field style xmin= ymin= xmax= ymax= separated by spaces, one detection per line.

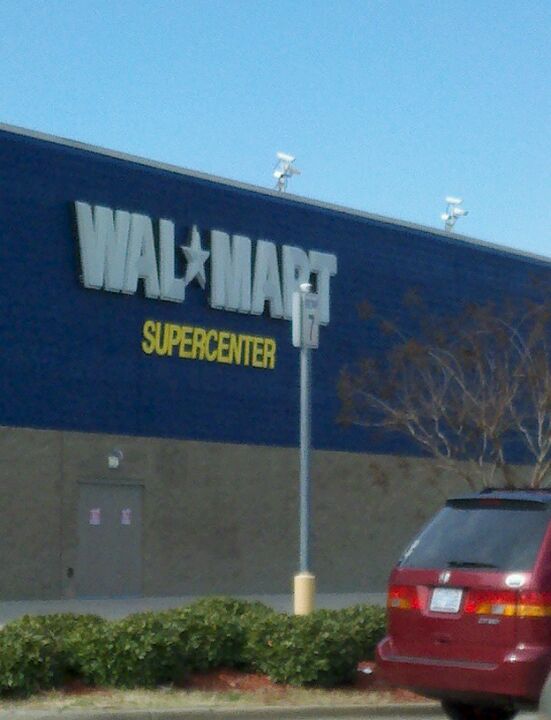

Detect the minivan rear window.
xmin=399 ymin=501 xmax=550 ymax=571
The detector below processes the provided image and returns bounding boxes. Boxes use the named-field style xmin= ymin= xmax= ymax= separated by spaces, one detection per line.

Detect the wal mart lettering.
xmin=75 ymin=202 xmax=338 ymax=324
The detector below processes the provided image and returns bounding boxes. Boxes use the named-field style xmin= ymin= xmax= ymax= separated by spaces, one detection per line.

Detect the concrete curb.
xmin=0 ymin=702 xmax=442 ymax=720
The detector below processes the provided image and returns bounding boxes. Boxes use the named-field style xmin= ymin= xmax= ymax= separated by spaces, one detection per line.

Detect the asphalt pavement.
xmin=0 ymin=592 xmax=387 ymax=626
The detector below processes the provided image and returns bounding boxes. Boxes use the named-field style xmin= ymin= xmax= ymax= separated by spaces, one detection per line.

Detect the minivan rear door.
xmin=388 ymin=495 xmax=551 ymax=663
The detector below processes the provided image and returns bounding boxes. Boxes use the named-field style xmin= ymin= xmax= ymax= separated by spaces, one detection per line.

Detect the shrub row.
xmin=0 ymin=597 xmax=386 ymax=696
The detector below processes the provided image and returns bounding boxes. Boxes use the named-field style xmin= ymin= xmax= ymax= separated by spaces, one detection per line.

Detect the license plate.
xmin=430 ymin=587 xmax=463 ymax=613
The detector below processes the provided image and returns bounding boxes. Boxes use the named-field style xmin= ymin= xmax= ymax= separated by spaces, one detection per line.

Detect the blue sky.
xmin=1 ymin=0 xmax=549 ymax=255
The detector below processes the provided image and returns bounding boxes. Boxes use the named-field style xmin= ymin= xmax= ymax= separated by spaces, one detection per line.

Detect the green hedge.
xmin=0 ymin=613 xmax=109 ymax=696
xmin=246 ymin=605 xmax=386 ymax=686
xmin=0 ymin=599 xmax=386 ymax=696
xmin=103 ymin=598 xmax=276 ymax=687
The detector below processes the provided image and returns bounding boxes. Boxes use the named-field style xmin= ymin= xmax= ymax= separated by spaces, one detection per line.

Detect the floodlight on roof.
xmin=273 ymin=151 xmax=301 ymax=192
xmin=442 ymin=196 xmax=468 ymax=232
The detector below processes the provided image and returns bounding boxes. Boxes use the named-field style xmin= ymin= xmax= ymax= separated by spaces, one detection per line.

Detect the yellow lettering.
xmin=192 ymin=327 xmax=207 ymax=360
xmin=142 ymin=322 xmax=276 ymax=370
xmin=179 ymin=326 xmax=194 ymax=358
xmin=242 ymin=336 xmax=253 ymax=366
xmin=205 ymin=329 xmax=218 ymax=361
xmin=264 ymin=338 xmax=276 ymax=369
xmin=155 ymin=322 xmax=170 ymax=355
xmin=141 ymin=320 xmax=157 ymax=355
xmin=252 ymin=337 xmax=265 ymax=368
xmin=229 ymin=333 xmax=242 ymax=364
xmin=217 ymin=331 xmax=232 ymax=364
xmin=167 ymin=323 xmax=182 ymax=357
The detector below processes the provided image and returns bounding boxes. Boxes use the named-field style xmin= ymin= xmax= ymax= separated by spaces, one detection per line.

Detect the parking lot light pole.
xmin=299 ymin=313 xmax=311 ymax=575
xmin=292 ymin=282 xmax=320 ymax=615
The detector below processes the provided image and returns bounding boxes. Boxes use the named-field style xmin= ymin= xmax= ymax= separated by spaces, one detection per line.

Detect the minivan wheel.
xmin=441 ymin=700 xmax=518 ymax=720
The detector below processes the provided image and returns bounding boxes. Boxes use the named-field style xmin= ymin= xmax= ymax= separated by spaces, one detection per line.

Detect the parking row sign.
xmin=292 ymin=291 xmax=320 ymax=349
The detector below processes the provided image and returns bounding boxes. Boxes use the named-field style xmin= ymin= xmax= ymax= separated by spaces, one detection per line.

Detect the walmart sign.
xmin=75 ymin=202 xmax=338 ymax=325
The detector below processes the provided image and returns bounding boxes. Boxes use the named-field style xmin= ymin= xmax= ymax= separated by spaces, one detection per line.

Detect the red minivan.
xmin=376 ymin=489 xmax=551 ymax=720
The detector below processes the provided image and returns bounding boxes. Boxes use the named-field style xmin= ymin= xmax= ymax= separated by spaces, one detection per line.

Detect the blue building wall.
xmin=1 ymin=126 xmax=549 ymax=454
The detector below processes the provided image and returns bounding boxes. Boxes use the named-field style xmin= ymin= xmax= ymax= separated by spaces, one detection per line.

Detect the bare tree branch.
xmin=338 ymin=295 xmax=551 ymax=489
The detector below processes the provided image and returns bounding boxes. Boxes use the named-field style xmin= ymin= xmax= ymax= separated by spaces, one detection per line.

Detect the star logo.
xmin=180 ymin=226 xmax=210 ymax=289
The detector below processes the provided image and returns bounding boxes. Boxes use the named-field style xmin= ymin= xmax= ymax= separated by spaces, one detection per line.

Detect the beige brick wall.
xmin=1 ymin=424 xmax=515 ymax=600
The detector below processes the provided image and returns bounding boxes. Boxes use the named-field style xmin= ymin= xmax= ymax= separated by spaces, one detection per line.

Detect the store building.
xmin=1 ymin=123 xmax=548 ymax=600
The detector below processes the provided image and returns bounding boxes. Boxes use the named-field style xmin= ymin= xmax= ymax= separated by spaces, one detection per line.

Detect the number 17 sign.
xmin=292 ymin=290 xmax=320 ymax=349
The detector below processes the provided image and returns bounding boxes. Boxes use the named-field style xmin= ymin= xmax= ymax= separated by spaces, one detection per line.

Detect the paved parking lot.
xmin=0 ymin=592 xmax=387 ymax=625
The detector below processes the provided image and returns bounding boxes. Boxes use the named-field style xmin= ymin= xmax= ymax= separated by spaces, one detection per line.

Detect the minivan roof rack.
xmin=448 ymin=489 xmax=551 ymax=506
xmin=479 ymin=487 xmax=551 ymax=494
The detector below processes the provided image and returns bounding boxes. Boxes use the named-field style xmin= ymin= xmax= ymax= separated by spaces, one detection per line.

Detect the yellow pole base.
xmin=294 ymin=572 xmax=316 ymax=615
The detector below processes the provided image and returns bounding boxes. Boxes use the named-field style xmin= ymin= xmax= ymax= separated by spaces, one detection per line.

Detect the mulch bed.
xmin=182 ymin=662 xmax=426 ymax=702
xmin=61 ymin=662 xmax=426 ymax=703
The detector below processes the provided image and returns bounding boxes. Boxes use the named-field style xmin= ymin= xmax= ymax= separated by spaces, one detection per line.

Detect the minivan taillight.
xmin=388 ymin=584 xmax=423 ymax=610
xmin=464 ymin=589 xmax=551 ymax=617
xmin=518 ymin=591 xmax=551 ymax=617
xmin=464 ymin=589 xmax=517 ymax=616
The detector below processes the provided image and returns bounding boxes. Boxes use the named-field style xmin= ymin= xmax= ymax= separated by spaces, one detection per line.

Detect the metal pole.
xmin=293 ymin=283 xmax=316 ymax=614
xmin=299 ymin=341 xmax=311 ymax=573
